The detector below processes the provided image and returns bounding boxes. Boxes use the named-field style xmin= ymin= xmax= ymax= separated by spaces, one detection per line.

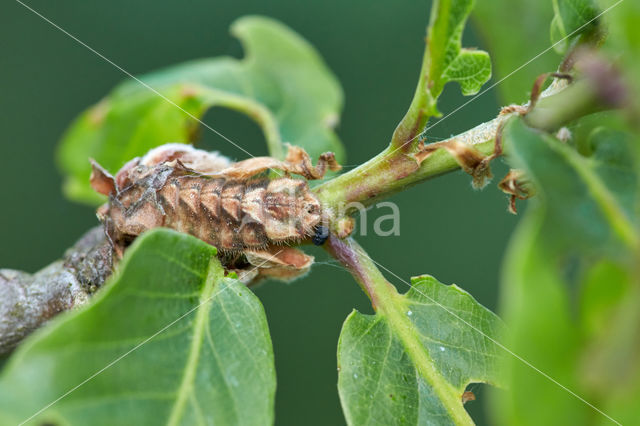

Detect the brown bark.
xmin=0 ymin=227 xmax=113 ymax=355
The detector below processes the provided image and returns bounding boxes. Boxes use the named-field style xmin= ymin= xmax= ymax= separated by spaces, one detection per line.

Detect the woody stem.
xmin=313 ymin=77 xmax=616 ymax=217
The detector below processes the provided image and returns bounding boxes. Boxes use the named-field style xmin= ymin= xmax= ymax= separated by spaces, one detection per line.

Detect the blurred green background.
xmin=0 ymin=0 xmax=554 ymax=424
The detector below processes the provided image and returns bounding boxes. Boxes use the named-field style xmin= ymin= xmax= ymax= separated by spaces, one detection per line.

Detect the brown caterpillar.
xmin=90 ymin=143 xmax=341 ymax=283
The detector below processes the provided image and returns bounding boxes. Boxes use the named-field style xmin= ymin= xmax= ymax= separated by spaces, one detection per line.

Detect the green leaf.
xmin=425 ymin=0 xmax=491 ymax=115
xmin=57 ymin=15 xmax=345 ymax=205
xmin=490 ymin=118 xmax=640 ymax=425
xmin=473 ymin=2 xmax=559 ymax=103
xmin=506 ymin=118 xmax=639 ymax=251
xmin=338 ymin=275 xmax=504 ymax=426
xmin=550 ymin=0 xmax=600 ymax=54
xmin=392 ymin=0 xmax=491 ymax=145
xmin=0 ymin=229 xmax=276 ymax=425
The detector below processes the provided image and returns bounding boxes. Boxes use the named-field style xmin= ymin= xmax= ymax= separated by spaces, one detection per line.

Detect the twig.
xmin=0 ymin=227 xmax=113 ymax=354
xmin=314 ymin=72 xmax=618 ymax=216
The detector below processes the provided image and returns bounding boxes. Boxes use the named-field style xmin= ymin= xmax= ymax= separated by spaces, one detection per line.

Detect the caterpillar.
xmin=90 ymin=143 xmax=341 ymax=283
